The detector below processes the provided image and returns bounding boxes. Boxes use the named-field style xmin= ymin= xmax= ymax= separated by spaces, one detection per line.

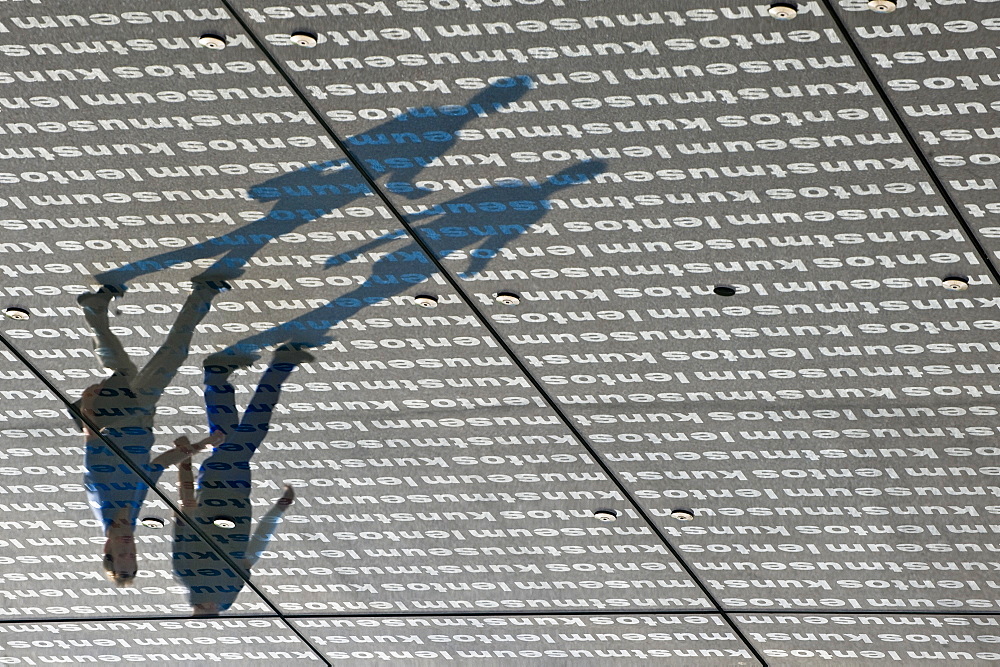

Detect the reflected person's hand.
xmin=152 ymin=433 xmax=225 ymax=471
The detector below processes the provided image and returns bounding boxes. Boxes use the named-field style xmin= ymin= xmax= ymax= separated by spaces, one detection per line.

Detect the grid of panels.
xmin=1 ymin=0 xmax=999 ymax=663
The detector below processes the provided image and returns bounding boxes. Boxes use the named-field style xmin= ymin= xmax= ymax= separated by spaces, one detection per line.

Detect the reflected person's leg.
xmin=206 ymin=315 xmax=321 ymax=367
xmin=243 ymin=485 xmax=295 ymax=570
xmin=78 ymin=291 xmax=138 ymax=376
xmin=194 ymin=352 xmax=303 ymax=602
xmin=130 ymin=282 xmax=223 ymax=398
xmin=198 ymin=352 xmax=301 ymax=491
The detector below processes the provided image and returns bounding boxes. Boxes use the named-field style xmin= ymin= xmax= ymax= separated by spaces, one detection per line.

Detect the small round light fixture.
xmin=671 ymin=509 xmax=695 ymax=522
xmin=198 ymin=34 xmax=226 ymax=50
xmin=594 ymin=509 xmax=619 ymax=522
xmin=768 ymin=2 xmax=797 ymax=19
xmin=141 ymin=517 xmax=166 ymax=529
xmin=290 ymin=31 xmax=318 ymax=47
xmin=413 ymin=295 xmax=438 ymax=308
xmin=713 ymin=285 xmax=737 ymax=297
xmin=942 ymin=276 xmax=969 ymax=291
xmin=868 ymin=0 xmax=896 ymax=12
xmin=4 ymin=307 xmax=29 ymax=321
xmin=495 ymin=292 xmax=520 ymax=306
xmin=212 ymin=517 xmax=236 ymax=529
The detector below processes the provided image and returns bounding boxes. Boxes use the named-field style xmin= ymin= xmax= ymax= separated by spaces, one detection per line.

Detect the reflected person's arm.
xmin=177 ymin=454 xmax=198 ymax=512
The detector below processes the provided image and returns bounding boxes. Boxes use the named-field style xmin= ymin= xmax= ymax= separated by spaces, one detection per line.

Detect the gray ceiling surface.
xmin=1 ymin=0 xmax=1000 ymax=664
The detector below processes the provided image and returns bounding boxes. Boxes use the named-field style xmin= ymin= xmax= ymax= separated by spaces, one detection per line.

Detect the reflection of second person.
xmin=172 ymin=349 xmax=306 ymax=616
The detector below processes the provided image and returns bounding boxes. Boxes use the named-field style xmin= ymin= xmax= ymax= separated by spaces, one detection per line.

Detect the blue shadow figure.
xmin=92 ymin=83 xmax=532 ymax=291
xmin=207 ymin=160 xmax=607 ymax=365
xmin=341 ymin=81 xmax=535 ymax=200
xmin=171 ymin=348 xmax=308 ymax=616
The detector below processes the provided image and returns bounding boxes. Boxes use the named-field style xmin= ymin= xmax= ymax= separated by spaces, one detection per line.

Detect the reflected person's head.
xmin=103 ymin=506 xmax=138 ymax=586
xmin=102 ymin=553 xmax=137 ymax=587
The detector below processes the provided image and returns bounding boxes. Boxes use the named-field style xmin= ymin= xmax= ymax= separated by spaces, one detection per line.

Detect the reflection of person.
xmin=207 ymin=160 xmax=608 ymax=365
xmin=93 ymin=82 xmax=531 ymax=292
xmin=76 ymin=281 xmax=224 ymax=584
xmin=171 ymin=348 xmax=307 ymax=615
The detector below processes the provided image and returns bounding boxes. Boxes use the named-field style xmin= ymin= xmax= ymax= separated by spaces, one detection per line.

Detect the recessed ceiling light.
xmin=413 ymin=295 xmax=438 ymax=308
xmin=868 ymin=0 xmax=896 ymax=12
xmin=290 ymin=31 xmax=318 ymax=47
xmin=942 ymin=276 xmax=969 ymax=291
xmin=594 ymin=509 xmax=619 ymax=522
xmin=198 ymin=34 xmax=226 ymax=49
xmin=768 ymin=2 xmax=797 ymax=19
xmin=671 ymin=509 xmax=695 ymax=521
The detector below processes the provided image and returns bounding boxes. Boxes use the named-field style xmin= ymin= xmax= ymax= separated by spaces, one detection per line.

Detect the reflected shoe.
xmin=191 ymin=278 xmax=232 ymax=293
xmin=272 ymin=345 xmax=315 ymax=366
xmin=192 ymin=268 xmax=243 ymax=285
xmin=77 ymin=286 xmax=124 ymax=310
xmin=276 ymin=485 xmax=295 ymax=507
xmin=204 ymin=350 xmax=259 ymax=370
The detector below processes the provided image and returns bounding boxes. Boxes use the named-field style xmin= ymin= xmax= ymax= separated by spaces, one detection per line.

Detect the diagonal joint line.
xmin=820 ymin=0 xmax=1000 ymax=287
xmin=0 ymin=336 xmax=302 ymax=645
xmin=218 ymin=3 xmax=767 ymax=662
